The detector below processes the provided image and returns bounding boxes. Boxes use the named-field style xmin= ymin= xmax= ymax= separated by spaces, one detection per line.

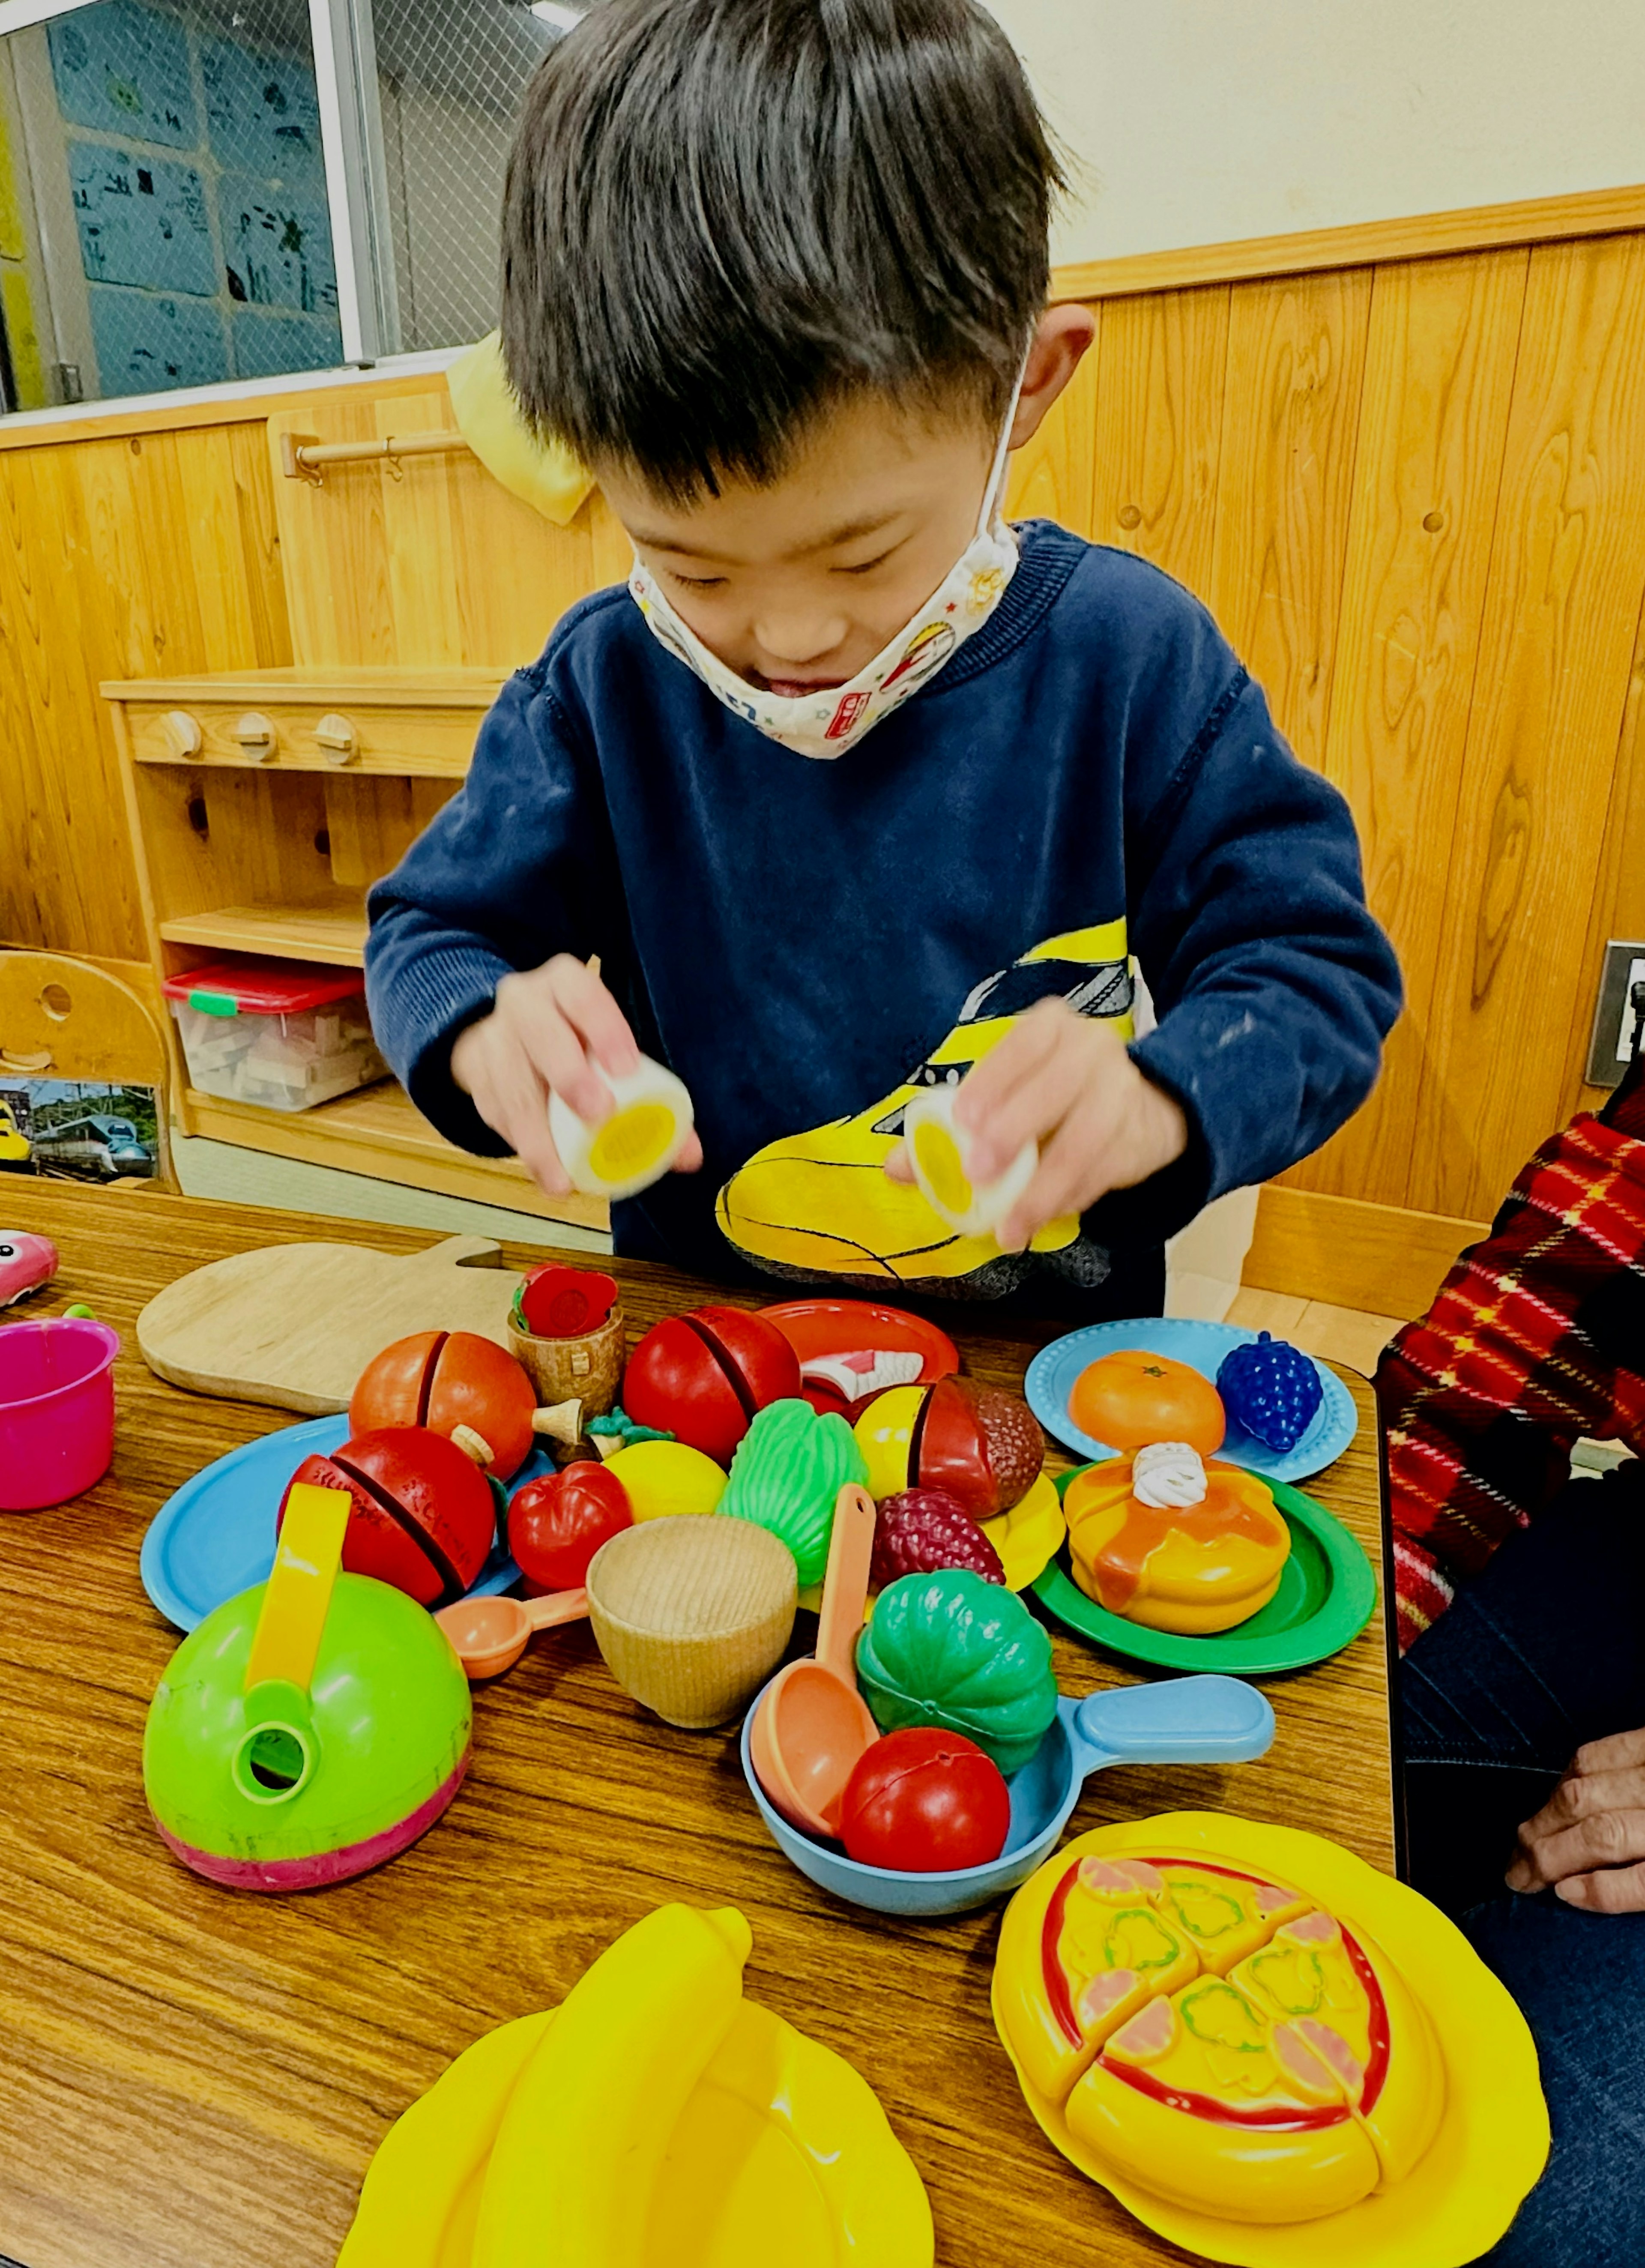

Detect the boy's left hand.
xmin=1505 ymin=1727 xmax=1645 ymax=1912
xmin=885 ymin=998 xmax=1189 ymax=1248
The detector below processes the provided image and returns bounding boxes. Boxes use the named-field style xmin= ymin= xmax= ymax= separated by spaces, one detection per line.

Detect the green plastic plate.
xmin=1032 ymin=1467 xmax=1378 ymax=1676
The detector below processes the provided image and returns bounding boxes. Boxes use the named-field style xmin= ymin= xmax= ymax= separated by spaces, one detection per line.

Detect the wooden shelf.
xmin=159 ymin=905 xmax=369 ymax=966
xmin=182 ymin=1079 xmax=610 ymax=1233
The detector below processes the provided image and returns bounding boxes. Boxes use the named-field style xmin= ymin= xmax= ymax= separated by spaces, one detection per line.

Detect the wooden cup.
xmin=506 ymin=1302 xmax=625 ymax=1418
xmin=584 ymin=1515 xmax=797 ymax=1729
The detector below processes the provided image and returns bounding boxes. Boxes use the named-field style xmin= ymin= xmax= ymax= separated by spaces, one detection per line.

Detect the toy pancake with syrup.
xmin=1065 ymin=1445 xmax=1291 ymax=1635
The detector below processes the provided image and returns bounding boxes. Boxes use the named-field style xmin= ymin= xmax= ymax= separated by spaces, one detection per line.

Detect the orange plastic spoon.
xmin=434 ymin=1588 xmax=589 ymax=1680
xmin=749 ymin=1484 xmax=880 ymax=1837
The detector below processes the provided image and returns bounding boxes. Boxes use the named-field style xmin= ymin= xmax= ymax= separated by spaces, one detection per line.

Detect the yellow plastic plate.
xmin=982 ymin=1469 xmax=1067 ymax=1592
xmin=991 ymin=1812 xmax=1549 ymax=2268
xmin=341 ymin=2001 xmax=932 ymax=2268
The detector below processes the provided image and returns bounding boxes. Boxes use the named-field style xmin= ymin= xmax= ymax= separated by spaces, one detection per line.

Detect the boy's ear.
xmin=1009 ymin=305 xmax=1098 ymax=449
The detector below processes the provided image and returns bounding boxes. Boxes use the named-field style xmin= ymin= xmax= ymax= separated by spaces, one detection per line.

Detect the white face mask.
xmin=628 ymin=363 xmax=1027 ymax=758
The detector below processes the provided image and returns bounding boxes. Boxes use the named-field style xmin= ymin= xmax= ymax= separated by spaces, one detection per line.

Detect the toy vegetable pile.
xmin=1062 ymin=1340 xmax=1327 ymax=1635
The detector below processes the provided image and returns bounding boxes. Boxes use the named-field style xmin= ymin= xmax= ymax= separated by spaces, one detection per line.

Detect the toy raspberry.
xmin=871 ymin=1488 xmax=1006 ymax=1591
xmin=1216 ymin=1332 xmax=1324 ymax=1453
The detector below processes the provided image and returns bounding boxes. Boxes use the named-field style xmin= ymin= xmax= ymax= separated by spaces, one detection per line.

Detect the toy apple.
xmin=622 ymin=1305 xmax=801 ymax=1465
xmin=281 ymin=1426 xmax=496 ymax=1609
xmin=839 ymin=1727 xmax=1011 ymax=1872
xmin=509 ymin=1460 xmax=633 ymax=1593
xmin=352 ymin=1330 xmax=538 ymax=1480
xmin=853 ymin=1374 xmax=1043 ymax=1518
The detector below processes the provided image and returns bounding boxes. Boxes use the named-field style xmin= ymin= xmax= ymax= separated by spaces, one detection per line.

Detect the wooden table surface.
xmin=0 ymin=1186 xmax=1393 ymax=2268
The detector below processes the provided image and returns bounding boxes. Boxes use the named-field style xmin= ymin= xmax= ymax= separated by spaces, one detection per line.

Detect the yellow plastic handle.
xmin=244 ymin=1482 xmax=352 ymax=1696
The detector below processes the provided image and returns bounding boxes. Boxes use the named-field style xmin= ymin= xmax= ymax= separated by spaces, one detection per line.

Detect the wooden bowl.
xmin=506 ymin=1302 xmax=625 ymax=1418
xmin=584 ymin=1515 xmax=797 ymax=1729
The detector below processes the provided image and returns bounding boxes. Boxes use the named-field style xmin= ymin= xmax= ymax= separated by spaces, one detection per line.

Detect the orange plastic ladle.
xmin=749 ymin=1484 xmax=880 ymax=1837
xmin=434 ymin=1588 xmax=589 ymax=1681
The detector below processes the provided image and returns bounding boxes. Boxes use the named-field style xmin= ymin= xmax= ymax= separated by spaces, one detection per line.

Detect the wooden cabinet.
xmin=104 ymin=666 xmax=606 ymax=1231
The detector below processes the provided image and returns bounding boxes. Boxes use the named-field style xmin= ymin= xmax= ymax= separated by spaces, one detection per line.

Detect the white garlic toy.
xmin=901 ymin=1083 xmax=1038 ymax=1239
xmin=549 ymin=1056 xmax=695 ymax=1200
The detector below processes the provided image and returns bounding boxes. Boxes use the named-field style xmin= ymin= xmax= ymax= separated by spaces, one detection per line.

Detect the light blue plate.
xmin=141 ymin=1413 xmax=529 ymax=1631
xmin=1025 ymin=1317 xmax=1357 ymax=1484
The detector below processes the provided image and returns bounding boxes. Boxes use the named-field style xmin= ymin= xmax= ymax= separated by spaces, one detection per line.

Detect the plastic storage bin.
xmin=163 ymin=959 xmax=389 ymax=1113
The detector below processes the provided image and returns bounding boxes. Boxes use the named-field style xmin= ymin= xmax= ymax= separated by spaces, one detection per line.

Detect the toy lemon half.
xmin=902 ymin=1086 xmax=1036 ymax=1238
xmin=991 ymin=1814 xmax=1548 ymax=2268
xmin=550 ymin=1056 xmax=694 ymax=1200
xmin=1065 ymin=1459 xmax=1291 ymax=1635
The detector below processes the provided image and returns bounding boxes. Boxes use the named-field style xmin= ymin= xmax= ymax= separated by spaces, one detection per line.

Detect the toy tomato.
xmin=352 ymin=1330 xmax=538 ymax=1481
xmin=852 ymin=1374 xmax=1043 ymax=1518
xmin=622 ymin=1305 xmax=800 ymax=1465
xmin=281 ymin=1426 xmax=496 ymax=1609
xmin=1068 ymin=1349 xmax=1225 ymax=1455
xmin=839 ymin=1727 xmax=1011 ymax=1872
xmin=509 ymin=1461 xmax=633 ymax=1592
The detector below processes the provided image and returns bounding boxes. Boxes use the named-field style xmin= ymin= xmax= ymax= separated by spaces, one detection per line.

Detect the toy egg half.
xmin=143 ymin=1572 xmax=472 ymax=1891
xmin=550 ymin=1057 xmax=694 ymax=1200
xmin=902 ymin=1086 xmax=1036 ymax=1239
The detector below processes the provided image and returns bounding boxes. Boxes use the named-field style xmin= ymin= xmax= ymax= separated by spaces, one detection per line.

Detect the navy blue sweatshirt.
xmin=366 ymin=523 xmax=1400 ymax=1318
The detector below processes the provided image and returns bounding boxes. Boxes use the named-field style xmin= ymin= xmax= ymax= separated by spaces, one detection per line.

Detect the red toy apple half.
xmin=622 ymin=1305 xmax=801 ymax=1465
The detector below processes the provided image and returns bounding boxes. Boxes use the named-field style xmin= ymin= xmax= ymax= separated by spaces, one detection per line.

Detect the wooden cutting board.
xmin=137 ymin=1234 xmax=528 ymax=1414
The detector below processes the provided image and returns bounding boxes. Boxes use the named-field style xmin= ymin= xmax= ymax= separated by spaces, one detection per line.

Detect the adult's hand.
xmin=1505 ymin=1727 xmax=1645 ymax=1912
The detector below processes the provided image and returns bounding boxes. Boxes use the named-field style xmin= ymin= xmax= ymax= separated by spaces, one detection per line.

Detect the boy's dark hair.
xmin=501 ymin=0 xmax=1061 ymax=499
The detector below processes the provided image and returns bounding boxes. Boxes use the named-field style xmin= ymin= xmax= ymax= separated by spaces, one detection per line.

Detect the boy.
xmin=365 ymin=0 xmax=1400 ymax=1320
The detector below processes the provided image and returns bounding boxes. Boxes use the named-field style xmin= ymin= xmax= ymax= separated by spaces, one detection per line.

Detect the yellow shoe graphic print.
xmin=716 ymin=924 xmax=1134 ymax=1296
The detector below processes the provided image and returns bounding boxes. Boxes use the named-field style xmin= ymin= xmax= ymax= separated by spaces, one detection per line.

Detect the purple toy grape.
xmin=1215 ymin=1331 xmax=1324 ymax=1454
xmin=870 ymin=1488 xmax=1005 ymax=1592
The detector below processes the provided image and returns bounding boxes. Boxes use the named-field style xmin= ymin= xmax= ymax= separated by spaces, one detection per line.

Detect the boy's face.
xmin=600 ymin=394 xmax=999 ymax=694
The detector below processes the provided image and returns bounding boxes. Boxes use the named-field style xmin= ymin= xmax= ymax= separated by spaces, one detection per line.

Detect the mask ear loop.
xmin=978 ymin=335 xmax=1037 ymax=538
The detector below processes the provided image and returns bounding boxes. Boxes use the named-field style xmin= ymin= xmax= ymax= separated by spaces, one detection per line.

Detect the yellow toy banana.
xmin=337 ymin=2012 xmax=553 ymax=2268
xmin=475 ymin=1905 xmax=750 ymax=2268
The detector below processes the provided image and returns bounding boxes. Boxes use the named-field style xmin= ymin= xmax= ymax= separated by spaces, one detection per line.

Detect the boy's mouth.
xmin=745 ymin=669 xmax=849 ymax=698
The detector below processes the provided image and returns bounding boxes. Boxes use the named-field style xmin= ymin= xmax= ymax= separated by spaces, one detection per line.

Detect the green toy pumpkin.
xmin=717 ymin=1397 xmax=867 ymax=1589
xmin=855 ymin=1570 xmax=1058 ymax=1774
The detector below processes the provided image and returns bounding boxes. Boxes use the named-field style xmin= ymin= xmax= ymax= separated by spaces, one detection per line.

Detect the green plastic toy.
xmin=718 ymin=1397 xmax=868 ymax=1589
xmin=144 ymin=1480 xmax=472 ymax=1891
xmin=855 ymin=1569 xmax=1058 ymax=1774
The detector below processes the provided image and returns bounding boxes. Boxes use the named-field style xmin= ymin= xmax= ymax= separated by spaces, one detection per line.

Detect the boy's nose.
xmin=751 ymin=609 xmax=851 ymax=669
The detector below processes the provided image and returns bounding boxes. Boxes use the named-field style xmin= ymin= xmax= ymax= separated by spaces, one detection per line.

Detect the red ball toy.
xmin=508 ymin=1460 xmax=633 ymax=1593
xmin=281 ymin=1426 xmax=497 ymax=1609
xmin=622 ymin=1305 xmax=801 ymax=1466
xmin=351 ymin=1330 xmax=537 ymax=1481
xmin=838 ymin=1727 xmax=1011 ymax=1873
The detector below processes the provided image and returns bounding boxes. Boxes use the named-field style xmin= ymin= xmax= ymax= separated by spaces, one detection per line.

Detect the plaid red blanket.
xmin=1376 ymin=1052 xmax=1645 ymax=1652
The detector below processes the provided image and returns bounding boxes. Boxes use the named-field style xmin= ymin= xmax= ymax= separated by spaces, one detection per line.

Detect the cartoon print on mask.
xmin=715 ymin=922 xmax=1135 ymax=1298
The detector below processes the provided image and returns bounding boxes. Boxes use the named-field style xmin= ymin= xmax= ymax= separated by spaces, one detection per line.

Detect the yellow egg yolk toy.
xmin=549 ymin=1057 xmax=694 ymax=1200
xmin=901 ymin=1086 xmax=1037 ymax=1239
xmin=1065 ymin=1452 xmax=1291 ymax=1635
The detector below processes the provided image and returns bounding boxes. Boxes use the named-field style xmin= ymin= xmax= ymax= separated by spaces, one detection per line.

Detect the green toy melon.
xmin=855 ymin=1569 xmax=1057 ymax=1774
xmin=717 ymin=1397 xmax=867 ymax=1589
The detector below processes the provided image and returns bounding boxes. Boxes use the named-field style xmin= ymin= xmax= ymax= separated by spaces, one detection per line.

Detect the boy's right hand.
xmin=449 ymin=954 xmax=703 ymax=1197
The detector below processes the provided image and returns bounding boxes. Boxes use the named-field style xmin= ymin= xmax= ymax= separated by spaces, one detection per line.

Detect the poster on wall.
xmin=0 ymin=1080 xmax=159 ymax=1181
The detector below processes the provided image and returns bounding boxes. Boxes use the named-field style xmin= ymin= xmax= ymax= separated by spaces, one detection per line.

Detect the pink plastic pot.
xmin=0 ymin=1317 xmax=120 ymax=1511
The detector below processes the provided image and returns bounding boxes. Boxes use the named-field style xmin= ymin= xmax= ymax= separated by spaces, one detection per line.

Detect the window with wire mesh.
xmin=0 ymin=0 xmax=341 ymax=405
xmin=371 ymin=0 xmax=557 ymax=354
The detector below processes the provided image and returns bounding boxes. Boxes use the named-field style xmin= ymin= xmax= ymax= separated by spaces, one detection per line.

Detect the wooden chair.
xmin=0 ymin=951 xmax=175 ymax=1189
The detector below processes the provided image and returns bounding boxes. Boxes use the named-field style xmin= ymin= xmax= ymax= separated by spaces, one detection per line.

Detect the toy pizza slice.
xmin=1065 ymin=1451 xmax=1291 ymax=1634
xmin=996 ymin=1849 xmax=1443 ymax=2224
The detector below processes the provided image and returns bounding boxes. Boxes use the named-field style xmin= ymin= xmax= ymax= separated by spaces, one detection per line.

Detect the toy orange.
xmin=995 ymin=1840 xmax=1444 ymax=2225
xmin=1065 ymin=1454 xmax=1290 ymax=1634
xmin=1068 ymin=1350 xmax=1225 ymax=1454
xmin=352 ymin=1330 xmax=537 ymax=1481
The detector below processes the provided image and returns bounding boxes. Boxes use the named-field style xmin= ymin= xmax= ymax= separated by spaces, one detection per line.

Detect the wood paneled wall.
xmin=3 ymin=200 xmax=1645 ymax=1225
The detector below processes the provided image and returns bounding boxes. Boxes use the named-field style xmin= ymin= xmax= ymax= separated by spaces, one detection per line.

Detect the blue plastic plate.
xmin=141 ymin=1413 xmax=529 ymax=1631
xmin=1025 ymin=1316 xmax=1357 ymax=1484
